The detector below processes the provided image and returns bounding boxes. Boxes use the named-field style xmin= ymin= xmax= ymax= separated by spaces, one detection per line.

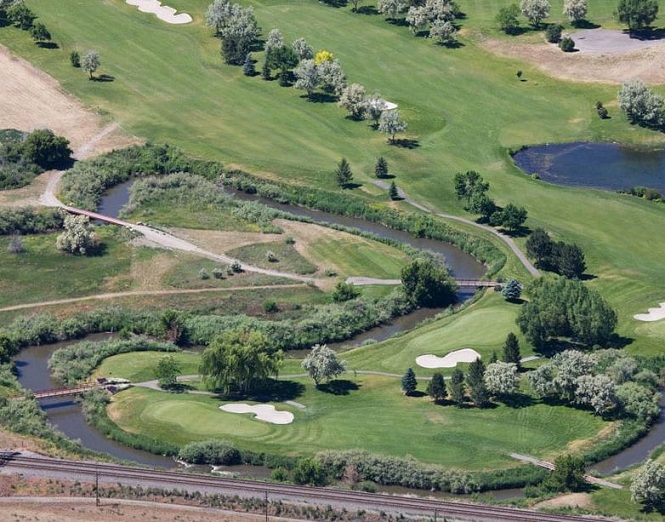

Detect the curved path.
xmin=0 ymin=284 xmax=305 ymax=313
xmin=374 ymin=180 xmax=540 ymax=277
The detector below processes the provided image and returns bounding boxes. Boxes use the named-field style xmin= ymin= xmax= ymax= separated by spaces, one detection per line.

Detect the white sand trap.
xmin=634 ymin=302 xmax=665 ymax=322
xmin=220 ymin=403 xmax=294 ymax=425
xmin=416 ymin=348 xmax=481 ymax=369
xmin=126 ymin=0 xmax=192 ymax=24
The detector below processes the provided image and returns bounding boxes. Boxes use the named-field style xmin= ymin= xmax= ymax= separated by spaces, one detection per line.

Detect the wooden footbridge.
xmin=33 ymin=384 xmax=98 ymax=400
xmin=456 ymin=280 xmax=500 ymax=287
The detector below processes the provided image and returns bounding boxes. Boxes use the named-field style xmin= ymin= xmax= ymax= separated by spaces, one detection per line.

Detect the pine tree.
xmin=501 ymin=279 xmax=522 ymax=301
xmin=449 ymin=368 xmax=465 ymax=406
xmin=243 ymin=53 xmax=255 ymax=76
xmin=374 ymin=156 xmax=388 ymax=178
xmin=426 ymin=372 xmax=447 ymax=403
xmin=401 ymin=368 xmax=417 ymax=396
xmin=466 ymin=358 xmax=489 ymax=406
xmin=489 ymin=351 xmax=498 ymax=364
xmin=335 ymin=158 xmax=353 ymax=188
xmin=261 ymin=59 xmax=271 ymax=80
xmin=503 ymin=332 xmax=522 ymax=369
xmin=389 ymin=181 xmax=399 ymax=200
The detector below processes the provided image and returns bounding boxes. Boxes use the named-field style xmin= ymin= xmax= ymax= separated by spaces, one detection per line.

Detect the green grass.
xmin=95 ymin=351 xmax=201 ymax=383
xmin=0 ymin=229 xmax=133 ymax=306
xmin=227 ymin=241 xmax=318 ymax=274
xmin=109 ymin=376 xmax=605 ymax=468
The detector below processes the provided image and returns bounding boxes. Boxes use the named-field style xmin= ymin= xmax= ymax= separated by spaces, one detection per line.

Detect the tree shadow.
xmin=627 ymin=27 xmax=665 ymax=40
xmin=499 ymin=225 xmax=531 ymax=238
xmin=307 ymin=92 xmax=337 ymax=103
xmin=320 ymin=0 xmax=347 ymax=7
xmin=317 ymin=379 xmax=360 ymax=395
xmin=342 ymin=182 xmax=363 ymax=190
xmin=571 ymin=19 xmax=600 ymax=29
xmin=406 ymin=390 xmax=427 ymax=398
xmin=246 ymin=379 xmax=305 ymax=401
xmin=37 ymin=41 xmax=59 ymax=49
xmin=387 ymin=17 xmax=408 ymax=27
xmin=579 ymin=273 xmax=597 ymax=281
xmin=162 ymin=382 xmax=195 ymax=393
xmin=93 ymin=74 xmax=115 ymax=82
xmin=356 ymin=5 xmax=377 ymax=14
xmin=437 ymin=40 xmax=465 ymax=49
xmin=504 ymin=27 xmax=529 ymax=36
xmin=390 ymin=195 xmax=405 ymax=201
xmin=500 ymin=393 xmax=535 ymax=408
xmin=392 ymin=138 xmax=420 ymax=149
xmin=250 ymin=39 xmax=265 ymax=52
xmin=608 ymin=333 xmax=634 ymax=349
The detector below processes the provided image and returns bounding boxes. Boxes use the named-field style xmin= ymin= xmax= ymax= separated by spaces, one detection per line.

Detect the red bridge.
xmin=63 ymin=206 xmax=135 ymax=227
xmin=33 ymin=384 xmax=98 ymax=399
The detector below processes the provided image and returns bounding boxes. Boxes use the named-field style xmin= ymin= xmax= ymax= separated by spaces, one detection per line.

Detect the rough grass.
xmin=226 ymin=241 xmax=318 ymax=275
xmin=94 ymin=351 xmax=201 ymax=383
xmin=108 ymin=376 xmax=605 ymax=469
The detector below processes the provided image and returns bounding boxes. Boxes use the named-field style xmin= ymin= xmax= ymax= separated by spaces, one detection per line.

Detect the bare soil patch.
xmin=0 ymin=170 xmax=53 ymax=208
xmin=0 ymin=45 xmax=138 ymax=156
xmin=170 ymin=228 xmax=281 ymax=255
xmin=481 ymin=34 xmax=665 ymax=84
xmin=533 ymin=492 xmax=592 ymax=510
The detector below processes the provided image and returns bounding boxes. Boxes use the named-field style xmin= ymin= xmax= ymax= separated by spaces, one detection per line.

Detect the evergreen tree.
xmin=261 ymin=59 xmax=270 ymax=80
xmin=335 ymin=158 xmax=354 ymax=188
xmin=401 ymin=367 xmax=417 ymax=396
xmin=389 ymin=181 xmax=399 ymax=200
xmin=501 ymin=279 xmax=522 ymax=301
xmin=374 ymin=156 xmax=388 ymax=178
xmin=449 ymin=368 xmax=465 ymax=406
xmin=466 ymin=358 xmax=489 ymax=406
xmin=503 ymin=332 xmax=522 ymax=369
xmin=426 ymin=372 xmax=447 ymax=403
xmin=242 ymin=53 xmax=255 ymax=76
xmin=489 ymin=351 xmax=498 ymax=364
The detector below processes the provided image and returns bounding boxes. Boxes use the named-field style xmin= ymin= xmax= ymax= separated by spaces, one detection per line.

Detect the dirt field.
xmin=533 ymin=492 xmax=592 ymax=510
xmin=0 ymin=45 xmax=138 ymax=158
xmin=481 ymin=34 xmax=665 ymax=85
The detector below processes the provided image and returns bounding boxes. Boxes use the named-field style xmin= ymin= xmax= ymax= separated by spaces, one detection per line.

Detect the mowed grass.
xmin=227 ymin=241 xmax=318 ymax=275
xmin=95 ymin=351 xmax=201 ymax=383
xmin=109 ymin=377 xmax=605 ymax=468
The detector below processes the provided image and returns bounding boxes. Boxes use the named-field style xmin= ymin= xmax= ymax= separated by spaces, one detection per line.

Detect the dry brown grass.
xmin=533 ymin=492 xmax=592 ymax=510
xmin=170 ymin=228 xmax=281 ymax=255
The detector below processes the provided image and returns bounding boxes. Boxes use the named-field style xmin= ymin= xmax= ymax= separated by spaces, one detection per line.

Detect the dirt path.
xmin=0 ymin=284 xmax=305 ymax=313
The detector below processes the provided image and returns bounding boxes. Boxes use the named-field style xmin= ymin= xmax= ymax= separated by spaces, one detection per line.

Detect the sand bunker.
xmin=416 ymin=348 xmax=481 ymax=368
xmin=126 ymin=0 xmax=192 ymax=24
xmin=220 ymin=403 xmax=294 ymax=425
xmin=634 ymin=302 xmax=665 ymax=322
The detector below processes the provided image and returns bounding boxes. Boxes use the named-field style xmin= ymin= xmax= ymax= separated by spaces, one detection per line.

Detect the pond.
xmin=513 ymin=142 xmax=665 ymax=193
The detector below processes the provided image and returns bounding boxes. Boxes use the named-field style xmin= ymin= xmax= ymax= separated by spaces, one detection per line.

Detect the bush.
xmin=595 ymin=101 xmax=609 ymax=119
xmin=70 ymin=51 xmax=80 ymax=67
xmin=263 ymin=300 xmax=278 ymax=313
xmin=265 ymin=250 xmax=278 ymax=262
xmin=230 ymin=261 xmax=242 ymax=273
xmin=559 ymin=37 xmax=575 ymax=51
xmin=199 ymin=268 xmax=210 ymax=280
xmin=212 ymin=267 xmax=224 ymax=279
xmin=0 ymin=207 xmax=64 ymax=235
xmin=178 ymin=440 xmax=242 ymax=465
xmin=545 ymin=23 xmax=563 ymax=43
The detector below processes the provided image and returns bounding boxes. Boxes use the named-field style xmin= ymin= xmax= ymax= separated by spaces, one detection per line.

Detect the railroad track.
xmin=0 ymin=454 xmax=614 ymax=522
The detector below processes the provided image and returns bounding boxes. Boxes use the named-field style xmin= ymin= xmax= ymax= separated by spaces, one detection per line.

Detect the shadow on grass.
xmin=307 ymin=92 xmax=337 ymax=103
xmin=248 ymin=379 xmax=305 ymax=401
xmin=317 ymin=379 xmax=360 ymax=395
xmin=321 ymin=0 xmax=347 ymax=7
xmin=93 ymin=74 xmax=115 ymax=83
xmin=341 ymin=182 xmax=363 ymax=190
xmin=162 ymin=383 xmax=196 ymax=393
xmin=387 ymin=17 xmax=408 ymax=27
xmin=37 ymin=41 xmax=59 ymax=49
xmin=436 ymin=40 xmax=465 ymax=49
xmin=391 ymin=138 xmax=420 ymax=149
xmin=500 ymin=393 xmax=535 ymax=408
xmin=571 ymin=19 xmax=600 ymax=30
xmin=355 ymin=5 xmax=377 ymax=15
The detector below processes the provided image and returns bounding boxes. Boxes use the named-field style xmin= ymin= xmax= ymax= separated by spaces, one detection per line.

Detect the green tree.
xmin=617 ymin=0 xmax=659 ymax=31
xmin=389 ymin=181 xmax=399 ymax=200
xmin=502 ymin=332 xmax=522 ymax=368
xmin=559 ymin=36 xmax=575 ymax=52
xmin=374 ymin=156 xmax=389 ymax=178
xmin=552 ymin=242 xmax=586 ymax=278
xmin=466 ymin=358 xmax=489 ymax=406
xmin=261 ymin=58 xmax=271 ymax=80
xmin=56 ymin=214 xmax=99 ymax=256
xmin=401 ymin=367 xmax=417 ymax=396
xmin=526 ymin=228 xmax=553 ymax=266
xmin=200 ymin=330 xmax=283 ymax=395
xmin=331 ymin=281 xmax=361 ymax=302
xmin=426 ymin=372 xmax=447 ymax=403
xmin=378 ymin=110 xmax=407 ymax=144
xmin=496 ymin=203 xmax=528 ymax=232
xmin=0 ymin=334 xmax=17 ymax=365
xmin=7 ymin=1 xmax=35 ymax=30
xmin=496 ymin=4 xmax=521 ymax=33
xmin=618 ymin=79 xmax=663 ymax=128
xmin=631 ymin=459 xmax=665 ymax=510
xmin=453 ymin=171 xmax=489 ymax=208
xmin=449 ymin=368 xmax=465 ymax=406
xmin=617 ymin=382 xmax=661 ymax=423
xmin=30 ymin=22 xmax=51 ymax=45
xmin=21 ymin=129 xmax=72 ymax=170
xmin=545 ymin=454 xmax=586 ymax=492
xmin=301 ymin=344 xmax=346 ymax=385
xmin=242 ymin=53 xmax=255 ymax=76
xmin=156 ymin=355 xmax=182 ymax=388
xmin=267 ymin=46 xmax=299 ymax=86
xmin=335 ymin=158 xmax=354 ymax=188
xmin=377 ymin=0 xmax=408 ymax=19
xmin=401 ymin=258 xmax=458 ymax=307
xmin=293 ymin=458 xmax=327 ymax=485
xmin=70 ymin=50 xmax=80 ymax=68
xmin=160 ymin=309 xmax=186 ymax=345
xmin=501 ymin=279 xmax=522 ymax=302
xmin=81 ymin=50 xmax=101 ymax=79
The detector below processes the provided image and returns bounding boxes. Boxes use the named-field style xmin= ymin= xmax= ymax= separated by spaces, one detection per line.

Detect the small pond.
xmin=513 ymin=142 xmax=665 ymax=193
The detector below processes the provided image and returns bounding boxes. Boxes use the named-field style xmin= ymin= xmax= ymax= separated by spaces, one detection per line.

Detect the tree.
xmin=70 ymin=51 xmax=80 ymax=68
xmin=617 ymin=0 xmax=659 ymax=31
xmin=265 ymin=28 xmax=284 ymax=54
xmin=331 ymin=281 xmax=361 ymax=302
xmin=81 ymin=50 xmax=100 ymax=79
xmin=617 ymin=382 xmax=661 ymax=423
xmin=199 ymin=330 xmax=283 ymax=395
xmin=618 ymin=80 xmax=664 ymax=128
xmin=375 ymin=156 xmax=389 ymax=178
xmin=302 ymin=344 xmax=346 ymax=385
xmin=268 ymin=46 xmax=299 ymax=86
xmin=156 ymin=355 xmax=182 ymax=388
xmin=379 ymin=110 xmax=407 ymax=144
xmin=545 ymin=23 xmax=563 ymax=43
xmin=496 ymin=4 xmax=521 ymax=34
xmin=350 ymin=0 xmax=365 ymax=12
xmin=449 ymin=368 xmax=465 ymax=406
xmin=453 ymin=171 xmax=489 ymax=208
xmin=293 ymin=458 xmax=327 ymax=485
xmin=559 ymin=36 xmax=575 ymax=52
xmin=496 ymin=203 xmax=527 ymax=232
xmin=318 ymin=59 xmax=346 ymax=95
xmin=406 ymin=6 xmax=429 ymax=34
xmin=292 ymin=37 xmax=314 ymax=60
xmin=563 ymin=0 xmax=587 ymax=23
xmin=334 ymin=158 xmax=354 ymax=188
xmin=0 ymin=334 xmax=17 ymax=365
xmin=401 ymin=368 xmax=417 ymax=395
xmin=218 ymin=5 xmax=260 ymax=65
xmin=205 ymin=0 xmax=232 ymax=35
xmin=30 ymin=22 xmax=50 ymax=45
xmin=56 ymin=214 xmax=99 ymax=256
xmin=365 ymin=94 xmax=387 ymax=125
xmin=520 ymin=0 xmax=550 ymax=27
xmin=545 ymin=454 xmax=586 ymax=492
xmin=242 ymin=53 xmax=255 ymax=76
xmin=466 ymin=358 xmax=489 ymax=406
xmin=631 ymin=459 xmax=665 ymax=510
xmin=552 ymin=242 xmax=586 ymax=278
xmin=389 ymin=181 xmax=399 ymax=200
xmin=160 ymin=309 xmax=186 ymax=344
xmin=314 ymin=49 xmax=334 ymax=65
xmin=338 ymin=83 xmax=368 ymax=120
xmin=502 ymin=332 xmax=522 ymax=368
xmin=468 ymin=192 xmax=497 ymax=221
xmin=401 ymin=258 xmax=458 ymax=307
xmin=501 ymin=279 xmax=522 ymax=302
xmin=21 ymin=129 xmax=72 ymax=169
xmin=7 ymin=1 xmax=35 ymax=30
xmin=484 ymin=362 xmax=519 ymax=397
xmin=430 ymin=19 xmax=457 ymax=45
xmin=377 ymin=0 xmax=408 ymax=19
xmin=294 ymin=59 xmax=319 ymax=98
xmin=525 ymin=228 xmax=553 ymax=265
xmin=426 ymin=372 xmax=447 ymax=403
xmin=574 ymin=374 xmax=617 ymax=415
xmin=261 ymin=58 xmax=271 ymax=80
